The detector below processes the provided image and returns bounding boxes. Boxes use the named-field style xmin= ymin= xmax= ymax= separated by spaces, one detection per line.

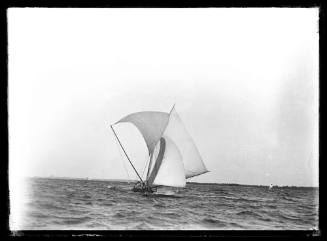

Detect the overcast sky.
xmin=8 ymin=8 xmax=319 ymax=187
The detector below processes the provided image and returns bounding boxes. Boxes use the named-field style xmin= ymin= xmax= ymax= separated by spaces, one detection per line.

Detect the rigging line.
xmin=110 ymin=125 xmax=144 ymax=184
xmin=141 ymin=154 xmax=150 ymax=180
xmin=112 ymin=128 xmax=131 ymax=182
xmin=169 ymin=103 xmax=176 ymax=114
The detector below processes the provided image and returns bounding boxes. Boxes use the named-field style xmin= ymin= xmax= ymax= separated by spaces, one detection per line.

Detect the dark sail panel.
xmin=146 ymin=137 xmax=166 ymax=186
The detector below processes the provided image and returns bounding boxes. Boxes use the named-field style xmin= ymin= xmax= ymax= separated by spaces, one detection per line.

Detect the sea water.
xmin=17 ymin=177 xmax=318 ymax=230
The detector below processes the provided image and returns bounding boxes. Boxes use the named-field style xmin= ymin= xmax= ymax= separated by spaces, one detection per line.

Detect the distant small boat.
xmin=110 ymin=105 xmax=209 ymax=195
xmin=269 ymin=184 xmax=275 ymax=190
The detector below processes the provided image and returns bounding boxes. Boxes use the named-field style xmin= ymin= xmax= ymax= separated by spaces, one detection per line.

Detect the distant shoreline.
xmin=25 ymin=176 xmax=318 ymax=189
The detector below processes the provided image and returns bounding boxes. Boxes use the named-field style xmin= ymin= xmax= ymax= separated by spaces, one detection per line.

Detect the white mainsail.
xmin=163 ymin=107 xmax=208 ymax=179
xmin=114 ymin=106 xmax=208 ymax=188
xmin=147 ymin=136 xmax=186 ymax=188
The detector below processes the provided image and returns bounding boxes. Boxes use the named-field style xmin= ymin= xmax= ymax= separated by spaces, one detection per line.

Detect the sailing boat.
xmin=110 ymin=105 xmax=209 ymax=194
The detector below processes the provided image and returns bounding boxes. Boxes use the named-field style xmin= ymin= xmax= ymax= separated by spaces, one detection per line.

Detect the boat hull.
xmin=132 ymin=182 xmax=157 ymax=194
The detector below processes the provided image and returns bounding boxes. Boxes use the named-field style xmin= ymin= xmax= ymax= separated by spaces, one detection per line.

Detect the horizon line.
xmin=24 ymin=176 xmax=319 ymax=188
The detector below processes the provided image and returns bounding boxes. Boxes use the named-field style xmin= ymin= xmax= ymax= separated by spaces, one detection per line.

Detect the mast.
xmin=110 ymin=125 xmax=144 ymax=184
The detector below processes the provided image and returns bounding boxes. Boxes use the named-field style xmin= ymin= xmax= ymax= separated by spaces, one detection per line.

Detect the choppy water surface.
xmin=20 ymin=178 xmax=318 ymax=230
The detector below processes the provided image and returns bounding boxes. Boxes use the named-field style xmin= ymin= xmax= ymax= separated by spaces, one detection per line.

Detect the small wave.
xmin=238 ymin=197 xmax=261 ymax=203
xmin=153 ymin=203 xmax=166 ymax=208
xmin=279 ymin=214 xmax=301 ymax=221
xmin=152 ymin=194 xmax=182 ymax=198
xmin=113 ymin=212 xmax=125 ymax=218
xmin=102 ymin=202 xmax=114 ymax=207
xmin=106 ymin=185 xmax=131 ymax=193
xmin=236 ymin=210 xmax=262 ymax=219
xmin=201 ymin=218 xmax=228 ymax=228
xmin=212 ymin=189 xmax=230 ymax=195
xmin=219 ymin=195 xmax=259 ymax=203
xmin=258 ymin=216 xmax=273 ymax=222
xmin=59 ymin=216 xmax=92 ymax=225
xmin=65 ymin=188 xmax=76 ymax=192
xmin=161 ymin=211 xmax=180 ymax=218
xmin=107 ymin=185 xmax=117 ymax=190
xmin=37 ymin=202 xmax=67 ymax=211
xmin=82 ymin=194 xmax=92 ymax=199
xmin=86 ymin=221 xmax=111 ymax=229
xmin=28 ymin=211 xmax=50 ymax=219
xmin=281 ymin=196 xmax=297 ymax=202
xmin=229 ymin=222 xmax=246 ymax=229
xmin=266 ymin=204 xmax=278 ymax=209
xmin=131 ymin=221 xmax=155 ymax=230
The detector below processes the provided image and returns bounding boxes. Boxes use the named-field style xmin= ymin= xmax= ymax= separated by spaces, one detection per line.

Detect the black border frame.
xmin=1 ymin=0 xmax=324 ymax=239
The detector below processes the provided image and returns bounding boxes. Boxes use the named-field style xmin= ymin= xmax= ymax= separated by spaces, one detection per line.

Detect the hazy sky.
xmin=8 ymin=8 xmax=319 ymax=187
